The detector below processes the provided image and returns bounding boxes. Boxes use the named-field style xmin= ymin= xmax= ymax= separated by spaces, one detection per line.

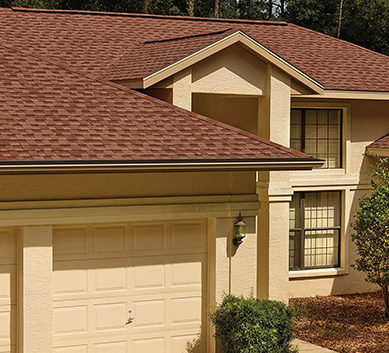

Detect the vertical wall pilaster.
xmin=18 ymin=226 xmax=53 ymax=353
xmin=257 ymin=65 xmax=292 ymax=303
xmin=257 ymin=188 xmax=292 ymax=303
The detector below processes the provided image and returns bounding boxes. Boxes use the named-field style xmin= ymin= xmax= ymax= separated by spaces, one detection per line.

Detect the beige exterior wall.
xmin=0 ymin=171 xmax=255 ymax=203
xmin=192 ymin=94 xmax=259 ymax=134
xmin=167 ymin=42 xmax=389 ymax=300
xmin=288 ymin=99 xmax=389 ymax=298
xmin=191 ymin=45 xmax=266 ymax=96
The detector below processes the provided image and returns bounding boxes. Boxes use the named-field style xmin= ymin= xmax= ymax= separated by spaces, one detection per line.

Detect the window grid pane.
xmin=291 ymin=109 xmax=342 ymax=169
xmin=289 ymin=231 xmax=300 ymax=269
xmin=289 ymin=191 xmax=341 ymax=270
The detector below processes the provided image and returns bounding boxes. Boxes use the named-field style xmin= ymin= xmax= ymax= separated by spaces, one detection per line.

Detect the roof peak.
xmin=9 ymin=6 xmax=287 ymax=26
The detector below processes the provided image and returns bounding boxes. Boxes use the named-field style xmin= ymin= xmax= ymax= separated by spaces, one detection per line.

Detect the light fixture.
xmin=233 ymin=213 xmax=246 ymax=246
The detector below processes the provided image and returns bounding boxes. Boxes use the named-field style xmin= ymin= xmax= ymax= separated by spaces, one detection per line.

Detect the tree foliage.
xmin=286 ymin=0 xmax=389 ymax=55
xmin=352 ymin=154 xmax=389 ymax=318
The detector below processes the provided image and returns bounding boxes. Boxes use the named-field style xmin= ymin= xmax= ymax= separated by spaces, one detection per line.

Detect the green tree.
xmin=352 ymin=154 xmax=389 ymax=318
xmin=341 ymin=0 xmax=389 ymax=55
xmin=286 ymin=0 xmax=340 ymax=37
xmin=286 ymin=0 xmax=389 ymax=55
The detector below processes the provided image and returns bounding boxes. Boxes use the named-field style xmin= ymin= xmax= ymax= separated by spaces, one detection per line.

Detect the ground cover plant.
xmin=291 ymin=291 xmax=389 ymax=353
xmin=210 ymin=294 xmax=297 ymax=353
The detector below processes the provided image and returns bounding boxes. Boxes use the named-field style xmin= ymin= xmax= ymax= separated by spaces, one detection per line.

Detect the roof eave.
xmin=0 ymin=158 xmax=324 ymax=174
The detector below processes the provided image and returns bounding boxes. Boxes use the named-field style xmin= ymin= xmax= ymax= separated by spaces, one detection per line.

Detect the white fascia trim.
xmin=0 ymin=159 xmax=324 ymax=174
xmin=294 ymin=89 xmax=389 ymax=100
xmin=143 ymin=31 xmax=324 ymax=94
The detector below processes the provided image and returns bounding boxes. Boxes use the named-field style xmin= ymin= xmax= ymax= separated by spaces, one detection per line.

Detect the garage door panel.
xmin=171 ymin=255 xmax=206 ymax=291
xmin=132 ymin=298 xmax=165 ymax=330
xmin=0 ymin=229 xmax=16 ymax=266
xmin=54 ymin=226 xmax=89 ymax=259
xmin=92 ymin=225 xmax=128 ymax=255
xmin=93 ymin=301 xmax=128 ymax=334
xmin=132 ymin=257 xmax=166 ymax=292
xmin=93 ymin=340 xmax=128 ymax=353
xmin=133 ymin=337 xmax=165 ymax=353
xmin=0 ymin=266 xmax=16 ymax=307
xmin=171 ymin=333 xmax=202 ymax=353
xmin=53 ymin=344 xmax=88 ymax=353
xmin=132 ymin=223 xmax=167 ymax=252
xmin=94 ymin=260 xmax=129 ymax=295
xmin=54 ymin=262 xmax=89 ymax=298
xmin=54 ymin=303 xmax=89 ymax=337
xmin=170 ymin=221 xmax=206 ymax=252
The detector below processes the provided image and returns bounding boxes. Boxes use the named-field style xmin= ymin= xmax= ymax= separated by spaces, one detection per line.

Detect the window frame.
xmin=289 ymin=191 xmax=342 ymax=271
xmin=291 ymin=108 xmax=344 ymax=169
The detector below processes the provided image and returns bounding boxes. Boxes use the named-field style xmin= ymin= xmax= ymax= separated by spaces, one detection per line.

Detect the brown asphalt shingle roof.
xmin=2 ymin=7 xmax=389 ymax=91
xmin=0 ymin=43 xmax=311 ymax=162
xmin=367 ymin=133 xmax=389 ymax=149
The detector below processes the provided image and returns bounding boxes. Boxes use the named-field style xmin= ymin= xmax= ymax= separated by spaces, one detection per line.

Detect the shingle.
xmin=1 ymin=7 xmax=389 ymax=91
xmin=0 ymin=44 xmax=310 ymax=162
xmin=367 ymin=133 xmax=389 ymax=149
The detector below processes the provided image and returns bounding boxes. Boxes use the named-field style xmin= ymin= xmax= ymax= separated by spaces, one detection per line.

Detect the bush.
xmin=209 ymin=294 xmax=296 ymax=353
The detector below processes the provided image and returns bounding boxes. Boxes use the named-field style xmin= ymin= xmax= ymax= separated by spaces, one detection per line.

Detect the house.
xmin=0 ymin=6 xmax=389 ymax=353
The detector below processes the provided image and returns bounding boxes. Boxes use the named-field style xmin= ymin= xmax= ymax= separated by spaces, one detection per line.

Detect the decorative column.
xmin=18 ymin=226 xmax=53 ymax=353
xmin=257 ymin=64 xmax=292 ymax=303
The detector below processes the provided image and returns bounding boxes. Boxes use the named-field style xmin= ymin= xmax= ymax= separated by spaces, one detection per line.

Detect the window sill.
xmin=289 ymin=267 xmax=348 ymax=279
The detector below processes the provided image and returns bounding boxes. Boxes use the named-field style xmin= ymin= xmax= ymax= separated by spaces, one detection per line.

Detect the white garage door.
xmin=53 ymin=220 xmax=207 ymax=353
xmin=0 ymin=228 xmax=16 ymax=353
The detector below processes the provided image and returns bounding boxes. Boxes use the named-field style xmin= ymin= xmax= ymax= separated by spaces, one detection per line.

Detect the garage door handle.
xmin=125 ymin=317 xmax=135 ymax=325
xmin=125 ymin=310 xmax=134 ymax=325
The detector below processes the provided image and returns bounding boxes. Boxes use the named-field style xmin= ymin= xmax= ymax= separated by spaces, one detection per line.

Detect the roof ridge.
xmin=10 ymin=7 xmax=287 ymax=26
xmin=0 ymin=41 xmax=307 ymax=159
xmin=143 ymin=28 xmax=233 ymax=44
xmin=289 ymin=23 xmax=389 ymax=63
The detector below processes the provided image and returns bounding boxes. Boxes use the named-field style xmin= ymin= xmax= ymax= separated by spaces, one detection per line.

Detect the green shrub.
xmin=209 ymin=294 xmax=296 ymax=353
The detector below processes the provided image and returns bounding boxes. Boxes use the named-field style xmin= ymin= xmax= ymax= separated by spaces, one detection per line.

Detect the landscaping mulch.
xmin=290 ymin=291 xmax=389 ymax=353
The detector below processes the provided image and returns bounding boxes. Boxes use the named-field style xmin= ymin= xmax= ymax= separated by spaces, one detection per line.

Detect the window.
xmin=289 ymin=191 xmax=341 ymax=270
xmin=291 ymin=109 xmax=343 ymax=168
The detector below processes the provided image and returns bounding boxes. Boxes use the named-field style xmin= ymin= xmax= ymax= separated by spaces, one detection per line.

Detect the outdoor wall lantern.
xmin=233 ymin=213 xmax=246 ymax=246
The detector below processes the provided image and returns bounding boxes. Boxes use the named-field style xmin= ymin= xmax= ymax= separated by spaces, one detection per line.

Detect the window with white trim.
xmin=289 ymin=191 xmax=341 ymax=270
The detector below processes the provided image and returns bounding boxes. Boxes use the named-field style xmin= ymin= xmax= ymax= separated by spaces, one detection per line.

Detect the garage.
xmin=0 ymin=227 xmax=16 ymax=353
xmin=52 ymin=219 xmax=207 ymax=353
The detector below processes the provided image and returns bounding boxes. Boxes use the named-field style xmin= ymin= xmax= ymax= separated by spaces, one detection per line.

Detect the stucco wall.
xmin=192 ymin=93 xmax=259 ymax=135
xmin=0 ymin=171 xmax=256 ymax=202
xmin=288 ymin=99 xmax=389 ymax=298
xmin=192 ymin=44 xmax=266 ymax=96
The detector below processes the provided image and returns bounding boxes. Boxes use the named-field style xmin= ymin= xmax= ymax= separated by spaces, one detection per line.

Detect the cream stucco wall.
xmin=168 ymin=42 xmax=389 ymax=300
xmin=0 ymin=171 xmax=255 ymax=203
xmin=288 ymin=99 xmax=389 ymax=298
xmin=191 ymin=44 xmax=266 ymax=96
xmin=192 ymin=93 xmax=259 ymax=134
